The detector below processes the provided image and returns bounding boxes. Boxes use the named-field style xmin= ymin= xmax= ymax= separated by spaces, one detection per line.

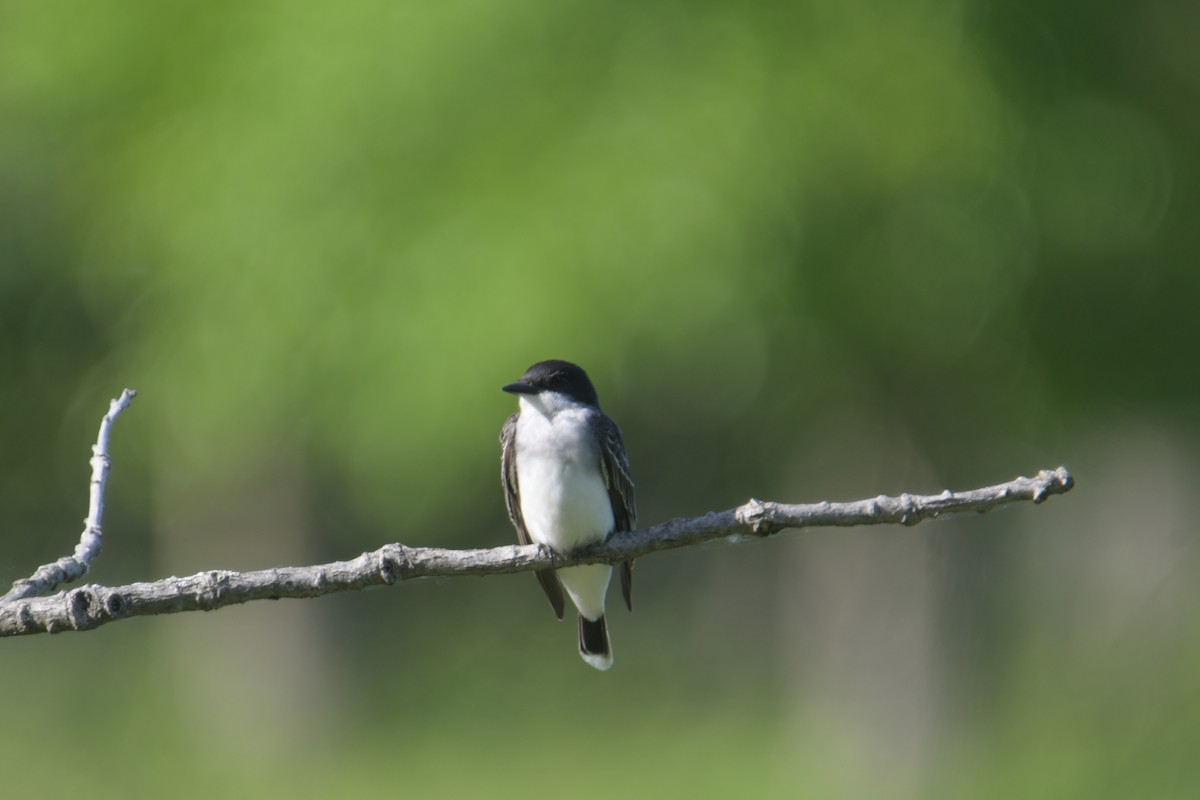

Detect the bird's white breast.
xmin=514 ymin=400 xmax=615 ymax=551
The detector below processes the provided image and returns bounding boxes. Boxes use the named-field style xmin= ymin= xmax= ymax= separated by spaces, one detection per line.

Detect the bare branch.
xmin=0 ymin=466 xmax=1073 ymax=637
xmin=2 ymin=389 xmax=137 ymax=604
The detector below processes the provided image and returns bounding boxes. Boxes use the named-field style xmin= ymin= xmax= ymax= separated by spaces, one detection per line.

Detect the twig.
xmin=2 ymin=389 xmax=137 ymax=604
xmin=0 ymin=463 xmax=1073 ymax=637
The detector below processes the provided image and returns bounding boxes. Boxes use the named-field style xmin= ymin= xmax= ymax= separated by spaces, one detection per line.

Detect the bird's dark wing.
xmin=501 ymin=412 xmax=565 ymax=620
xmin=597 ymin=413 xmax=637 ymax=611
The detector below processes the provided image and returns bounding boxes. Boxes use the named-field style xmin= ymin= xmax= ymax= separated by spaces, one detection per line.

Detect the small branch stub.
xmin=736 ymin=498 xmax=771 ymax=536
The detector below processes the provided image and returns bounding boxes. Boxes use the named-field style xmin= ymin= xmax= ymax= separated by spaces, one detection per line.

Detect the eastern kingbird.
xmin=500 ymin=360 xmax=636 ymax=671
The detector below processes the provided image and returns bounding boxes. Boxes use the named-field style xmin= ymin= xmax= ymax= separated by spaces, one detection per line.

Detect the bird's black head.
xmin=502 ymin=359 xmax=600 ymax=407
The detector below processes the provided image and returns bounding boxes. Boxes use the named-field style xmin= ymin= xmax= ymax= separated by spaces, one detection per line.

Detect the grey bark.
xmin=0 ymin=390 xmax=1075 ymax=638
xmin=2 ymin=389 xmax=136 ymax=604
xmin=0 ymin=468 xmax=1073 ymax=637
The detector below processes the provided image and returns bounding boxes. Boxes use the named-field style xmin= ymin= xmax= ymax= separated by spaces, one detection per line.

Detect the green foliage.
xmin=1 ymin=1 xmax=1197 ymax=796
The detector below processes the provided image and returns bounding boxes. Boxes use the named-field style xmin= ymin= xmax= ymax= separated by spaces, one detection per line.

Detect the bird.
xmin=500 ymin=359 xmax=636 ymax=670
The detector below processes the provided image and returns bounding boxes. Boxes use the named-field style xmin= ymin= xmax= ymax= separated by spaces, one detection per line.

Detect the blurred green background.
xmin=2 ymin=0 xmax=1197 ymax=796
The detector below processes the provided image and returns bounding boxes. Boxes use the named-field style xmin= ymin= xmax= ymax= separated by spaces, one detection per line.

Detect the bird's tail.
xmin=578 ymin=614 xmax=613 ymax=671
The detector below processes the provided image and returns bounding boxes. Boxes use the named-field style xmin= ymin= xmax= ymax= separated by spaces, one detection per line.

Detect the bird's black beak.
xmin=502 ymin=381 xmax=540 ymax=395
